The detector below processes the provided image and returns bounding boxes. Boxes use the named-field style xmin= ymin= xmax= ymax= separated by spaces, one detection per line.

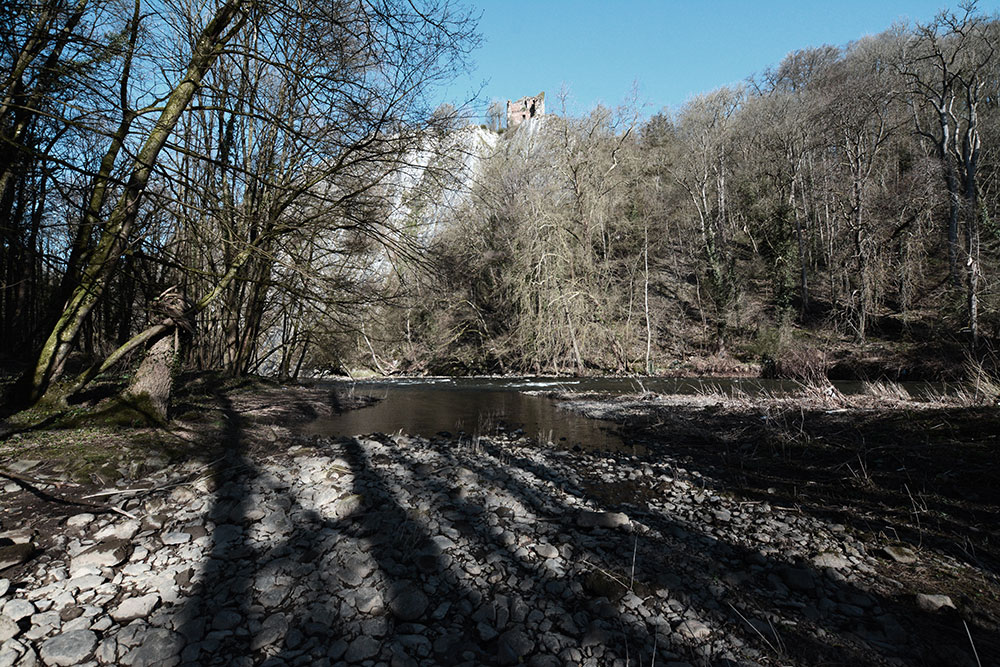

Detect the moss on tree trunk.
xmin=123 ymin=332 xmax=176 ymax=423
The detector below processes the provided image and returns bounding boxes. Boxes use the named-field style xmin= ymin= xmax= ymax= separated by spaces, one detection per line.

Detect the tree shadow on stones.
xmin=614 ymin=403 xmax=1000 ymax=575
xmin=164 ymin=388 xmax=996 ymax=666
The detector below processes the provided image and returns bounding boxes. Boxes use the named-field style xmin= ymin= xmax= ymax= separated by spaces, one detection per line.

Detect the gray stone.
xmin=332 ymin=495 xmax=363 ymax=519
xmin=576 ymin=511 xmax=630 ymax=530
xmin=0 ymin=579 xmax=8 ymax=597
xmin=882 ymin=545 xmax=917 ymax=564
xmin=0 ymin=645 xmax=19 ymax=667
xmin=712 ymin=509 xmax=732 ymax=522
xmin=812 ymin=552 xmax=851 ymax=570
xmin=0 ymin=530 xmax=33 ymax=545
xmin=69 ymin=539 xmax=129 ymax=575
xmin=328 ymin=638 xmax=349 ymax=660
xmin=65 ymin=514 xmax=95 ymax=529
xmin=361 ymin=616 xmax=388 ymax=638
xmin=355 ymin=587 xmax=384 ymax=614
xmin=7 ymin=460 xmax=40 ymax=474
xmin=915 ymin=593 xmax=955 ymax=612
xmin=389 ymin=583 xmax=428 ymax=622
xmin=117 ymin=622 xmax=151 ymax=648
xmin=94 ymin=520 xmax=140 ymax=541
xmin=211 ymin=524 xmax=243 ymax=550
xmin=396 ymin=634 xmax=432 ymax=657
xmin=477 ymin=622 xmax=498 ymax=641
xmin=212 ymin=610 xmax=242 ymax=630
xmin=0 ymin=615 xmax=19 ymax=642
xmin=431 ymin=535 xmax=456 ymax=550
xmin=160 ymin=533 xmax=191 ymax=546
xmin=2 ymin=600 xmax=33 ymax=622
xmin=257 ymin=585 xmax=289 ymax=609
xmin=337 ymin=552 xmax=373 ymax=586
xmin=675 ymin=619 xmax=711 ymax=640
xmin=96 ymin=637 xmax=118 ymax=664
xmin=119 ymin=628 xmax=183 ymax=667
xmin=60 ymin=617 xmax=91 ymax=633
xmin=111 ymin=594 xmax=160 ymax=622
xmin=39 ymin=630 xmax=97 ymax=666
xmin=345 ymin=635 xmax=381 ymax=662
xmin=534 ymin=543 xmax=559 ymax=559
xmin=69 ymin=574 xmax=105 ymax=591
xmin=838 ymin=603 xmax=864 ymax=617
xmin=497 ymin=628 xmax=534 ymax=665
xmin=250 ymin=613 xmax=288 ymax=651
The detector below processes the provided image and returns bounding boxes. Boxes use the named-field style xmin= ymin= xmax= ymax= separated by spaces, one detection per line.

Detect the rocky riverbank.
xmin=0 ymin=385 xmax=997 ymax=666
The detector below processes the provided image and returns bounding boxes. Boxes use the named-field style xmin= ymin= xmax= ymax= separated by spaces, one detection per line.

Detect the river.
xmin=304 ymin=376 xmax=942 ymax=452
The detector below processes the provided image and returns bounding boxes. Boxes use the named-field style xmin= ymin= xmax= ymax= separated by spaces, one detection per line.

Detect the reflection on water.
xmin=307 ymin=381 xmax=627 ymax=452
xmin=305 ymin=376 xmax=944 ymax=451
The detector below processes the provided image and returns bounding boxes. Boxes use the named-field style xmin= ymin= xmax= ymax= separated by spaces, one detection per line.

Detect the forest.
xmin=2 ymin=0 xmax=1000 ymax=416
xmin=3 ymin=5 xmax=1000 ymax=665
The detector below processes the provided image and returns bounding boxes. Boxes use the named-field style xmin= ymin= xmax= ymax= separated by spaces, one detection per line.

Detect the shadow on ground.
xmin=155 ymin=386 xmax=1000 ymax=666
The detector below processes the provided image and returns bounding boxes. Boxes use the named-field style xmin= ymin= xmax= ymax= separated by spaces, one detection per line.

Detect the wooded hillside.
xmin=2 ymin=1 xmax=999 ymax=412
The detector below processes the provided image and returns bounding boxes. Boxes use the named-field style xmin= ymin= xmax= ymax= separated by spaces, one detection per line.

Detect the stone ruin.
xmin=506 ymin=92 xmax=545 ymax=128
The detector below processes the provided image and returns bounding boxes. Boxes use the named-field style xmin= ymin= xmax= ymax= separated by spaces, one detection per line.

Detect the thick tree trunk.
xmin=63 ymin=243 xmax=257 ymax=400
xmin=17 ymin=0 xmax=248 ymax=406
xmin=123 ymin=331 xmax=176 ymax=423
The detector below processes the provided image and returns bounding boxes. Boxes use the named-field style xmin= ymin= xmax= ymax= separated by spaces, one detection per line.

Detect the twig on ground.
xmin=630 ymin=534 xmax=638 ymax=591
xmin=727 ymin=602 xmax=780 ymax=655
xmin=964 ymin=620 xmax=982 ymax=667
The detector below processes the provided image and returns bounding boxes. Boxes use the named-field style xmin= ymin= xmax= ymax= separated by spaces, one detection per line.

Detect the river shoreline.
xmin=0 ymin=381 xmax=997 ymax=665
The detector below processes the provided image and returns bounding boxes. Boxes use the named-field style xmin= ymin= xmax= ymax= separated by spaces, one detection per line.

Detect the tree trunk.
xmin=123 ymin=331 xmax=176 ymax=423
xmin=17 ymin=0 xmax=248 ymax=406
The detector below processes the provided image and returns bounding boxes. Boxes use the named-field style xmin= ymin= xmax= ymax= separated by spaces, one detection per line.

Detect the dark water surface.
xmin=306 ymin=377 xmax=625 ymax=450
xmin=304 ymin=376 xmax=904 ymax=451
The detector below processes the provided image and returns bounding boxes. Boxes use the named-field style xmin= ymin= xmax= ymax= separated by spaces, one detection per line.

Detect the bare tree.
xmin=898 ymin=1 xmax=998 ymax=346
xmin=13 ymin=0 xmax=479 ymax=413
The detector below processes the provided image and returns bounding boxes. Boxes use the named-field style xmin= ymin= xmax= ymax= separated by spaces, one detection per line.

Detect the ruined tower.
xmin=506 ymin=92 xmax=545 ymax=128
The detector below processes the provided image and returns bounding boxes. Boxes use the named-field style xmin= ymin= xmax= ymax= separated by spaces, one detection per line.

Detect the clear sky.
xmin=441 ymin=0 xmax=1000 ymax=121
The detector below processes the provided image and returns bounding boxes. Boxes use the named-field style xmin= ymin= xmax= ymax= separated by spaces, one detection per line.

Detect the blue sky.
xmin=441 ymin=0 xmax=1000 ymax=121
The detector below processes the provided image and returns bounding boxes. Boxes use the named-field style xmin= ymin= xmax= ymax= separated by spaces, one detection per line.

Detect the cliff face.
xmin=385 ymin=125 xmax=500 ymax=235
xmin=385 ymin=116 xmax=554 ymax=235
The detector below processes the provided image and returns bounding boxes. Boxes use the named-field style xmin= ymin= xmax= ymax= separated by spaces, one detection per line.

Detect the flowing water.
xmin=304 ymin=376 xmax=928 ymax=451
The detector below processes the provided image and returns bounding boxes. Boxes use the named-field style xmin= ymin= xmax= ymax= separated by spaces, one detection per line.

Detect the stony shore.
xmin=0 ymin=389 xmax=995 ymax=666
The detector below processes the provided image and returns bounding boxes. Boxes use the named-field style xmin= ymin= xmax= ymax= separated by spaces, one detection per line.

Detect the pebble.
xmin=534 ymin=543 xmax=559 ymax=559
xmin=65 ymin=515 xmax=95 ymax=529
xmin=915 ymin=593 xmax=955 ymax=612
xmin=0 ymin=419 xmax=938 ymax=667
xmin=38 ymin=629 xmax=97 ymax=666
xmin=882 ymin=545 xmax=917 ymax=564
xmin=0 ymin=615 xmax=19 ymax=642
xmin=110 ymin=594 xmax=159 ymax=622
xmin=2 ymin=599 xmax=34 ymax=622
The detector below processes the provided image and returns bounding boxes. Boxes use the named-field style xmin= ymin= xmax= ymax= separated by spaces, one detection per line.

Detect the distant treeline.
xmin=362 ymin=4 xmax=1000 ymax=379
